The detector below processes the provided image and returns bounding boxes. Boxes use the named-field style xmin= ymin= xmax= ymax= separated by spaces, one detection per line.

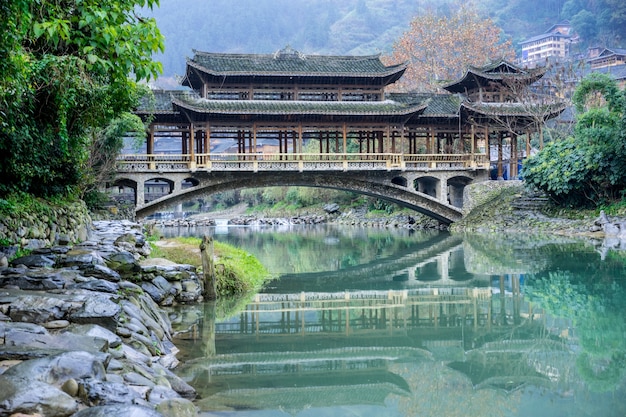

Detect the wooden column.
xmin=253 ymin=123 xmax=257 ymax=159
xmin=342 ymin=123 xmax=347 ymax=154
xmin=189 ymin=123 xmax=196 ymax=169
xmin=147 ymin=126 xmax=155 ymax=170
xmin=470 ymin=125 xmax=476 ymax=166
xmin=497 ymin=132 xmax=504 ymax=180
xmin=510 ymin=133 xmax=518 ymax=179
xmin=485 ymin=125 xmax=490 ymax=174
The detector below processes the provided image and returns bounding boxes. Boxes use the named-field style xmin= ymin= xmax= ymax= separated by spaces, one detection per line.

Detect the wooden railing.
xmin=116 ymin=152 xmax=488 ymax=172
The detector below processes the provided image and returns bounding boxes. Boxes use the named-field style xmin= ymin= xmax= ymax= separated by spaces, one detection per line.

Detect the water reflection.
xmin=164 ymin=226 xmax=626 ymax=417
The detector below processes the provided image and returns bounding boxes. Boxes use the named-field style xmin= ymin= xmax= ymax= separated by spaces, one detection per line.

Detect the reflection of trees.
xmin=216 ymin=226 xmax=436 ymax=275
xmin=526 ymin=272 xmax=626 ymax=392
xmin=462 ymin=233 xmax=553 ymax=275
xmin=388 ymin=361 xmax=517 ymax=417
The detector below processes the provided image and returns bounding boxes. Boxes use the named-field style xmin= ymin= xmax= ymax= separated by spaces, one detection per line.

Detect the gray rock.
xmin=8 ymin=294 xmax=70 ymax=322
xmin=323 ymin=203 xmax=341 ymax=213
xmin=156 ymin=398 xmax=197 ymax=417
xmin=604 ymin=222 xmax=620 ymax=236
xmin=142 ymin=282 xmax=166 ymax=304
xmin=79 ymin=378 xmax=139 ymax=406
xmin=2 ymin=350 xmax=109 ymax=385
xmin=69 ymin=295 xmax=121 ymax=331
xmin=1 ymin=269 xmax=67 ymax=290
xmin=124 ymin=371 xmax=155 ymax=387
xmin=61 ymin=248 xmax=106 ymax=268
xmin=10 ymin=253 xmax=56 ymax=268
xmin=147 ymin=385 xmax=180 ymax=405
xmin=0 ymin=376 xmax=79 ymax=416
xmin=24 ymin=238 xmax=48 ymax=250
xmin=81 ymin=264 xmax=122 ymax=282
xmin=64 ymin=324 xmax=123 ymax=349
xmin=71 ymin=404 xmax=165 ymax=417
xmin=105 ymin=250 xmax=141 ymax=277
xmin=71 ymin=278 xmax=120 ymax=294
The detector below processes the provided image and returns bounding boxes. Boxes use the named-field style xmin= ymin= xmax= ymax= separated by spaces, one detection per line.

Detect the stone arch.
xmin=132 ymin=171 xmax=465 ymax=223
xmin=106 ymin=177 xmax=138 ymax=205
xmin=183 ymin=177 xmax=200 ymax=188
xmin=145 ymin=177 xmax=175 ymax=203
xmin=447 ymin=176 xmax=473 ymax=208
xmin=391 ymin=176 xmax=408 ymax=187
xmin=414 ymin=176 xmax=440 ymax=199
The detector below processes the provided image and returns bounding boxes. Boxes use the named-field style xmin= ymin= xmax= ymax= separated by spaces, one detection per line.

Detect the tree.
xmin=523 ymin=73 xmax=626 ymax=207
xmin=571 ymin=9 xmax=597 ymax=41
xmin=382 ymin=1 xmax=515 ymax=92
xmin=0 ymin=0 xmax=163 ymax=198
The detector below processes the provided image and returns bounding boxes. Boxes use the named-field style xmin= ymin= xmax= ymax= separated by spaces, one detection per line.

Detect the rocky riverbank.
xmin=0 ymin=220 xmax=205 ymax=417
xmin=146 ymin=205 xmax=442 ymax=230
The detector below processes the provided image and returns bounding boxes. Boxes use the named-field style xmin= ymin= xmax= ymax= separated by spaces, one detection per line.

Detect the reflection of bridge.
xmin=174 ymin=280 xmax=560 ymax=413
xmin=267 ymin=233 xmax=486 ymax=292
xmin=113 ymin=153 xmax=488 ymax=223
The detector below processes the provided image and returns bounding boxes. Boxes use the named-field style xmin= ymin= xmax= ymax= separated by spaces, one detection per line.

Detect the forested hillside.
xmin=147 ymin=0 xmax=625 ymax=85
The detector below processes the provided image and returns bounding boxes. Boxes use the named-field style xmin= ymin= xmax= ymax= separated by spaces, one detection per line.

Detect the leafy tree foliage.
xmin=382 ymin=2 xmax=515 ymax=92
xmin=0 ymin=0 xmax=163 ymax=198
xmin=523 ymin=73 xmax=626 ymax=207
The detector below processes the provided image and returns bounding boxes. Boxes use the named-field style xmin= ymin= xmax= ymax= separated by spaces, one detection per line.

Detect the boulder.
xmin=78 ymin=378 xmax=140 ymax=406
xmin=69 ymin=295 xmax=121 ymax=331
xmin=156 ymin=398 xmax=197 ymax=417
xmin=1 ymin=351 xmax=109 ymax=385
xmin=70 ymin=404 xmax=165 ymax=417
xmin=0 ymin=376 xmax=79 ymax=416
xmin=80 ymin=264 xmax=122 ymax=282
xmin=9 ymin=254 xmax=56 ymax=268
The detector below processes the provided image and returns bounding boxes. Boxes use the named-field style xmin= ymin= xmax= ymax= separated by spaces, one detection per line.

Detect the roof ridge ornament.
xmin=274 ymin=45 xmax=306 ymax=60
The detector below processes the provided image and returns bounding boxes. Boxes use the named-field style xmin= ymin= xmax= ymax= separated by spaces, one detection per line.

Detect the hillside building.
xmin=519 ymin=21 xmax=573 ymax=67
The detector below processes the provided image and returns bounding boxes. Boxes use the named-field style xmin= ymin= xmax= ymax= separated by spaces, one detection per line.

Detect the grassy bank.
xmin=149 ymin=236 xmax=273 ymax=296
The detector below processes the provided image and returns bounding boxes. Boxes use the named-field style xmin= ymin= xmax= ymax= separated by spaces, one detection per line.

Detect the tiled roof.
xmin=187 ymin=47 xmax=407 ymax=78
xmin=461 ymin=101 xmax=566 ymax=118
xmin=171 ymin=92 xmax=428 ymax=116
xmin=442 ymin=61 xmax=548 ymax=94
xmin=135 ymin=90 xmax=184 ymax=114
xmin=389 ymin=93 xmax=461 ymax=117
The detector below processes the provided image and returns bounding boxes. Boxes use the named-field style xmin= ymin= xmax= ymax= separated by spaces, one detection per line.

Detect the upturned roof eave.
xmin=442 ymin=66 xmax=548 ymax=93
xmin=461 ymin=101 xmax=566 ymax=118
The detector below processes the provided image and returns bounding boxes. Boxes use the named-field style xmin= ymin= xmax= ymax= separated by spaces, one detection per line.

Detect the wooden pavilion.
xmin=133 ymin=47 xmax=564 ymax=178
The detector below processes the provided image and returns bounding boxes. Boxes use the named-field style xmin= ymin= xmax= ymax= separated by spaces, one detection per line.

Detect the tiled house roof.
xmin=186 ymin=47 xmax=407 ymax=78
xmin=442 ymin=61 xmax=548 ymax=94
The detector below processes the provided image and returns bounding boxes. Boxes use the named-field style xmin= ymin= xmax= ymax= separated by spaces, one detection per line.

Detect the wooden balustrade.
xmin=116 ymin=152 xmax=489 ymax=172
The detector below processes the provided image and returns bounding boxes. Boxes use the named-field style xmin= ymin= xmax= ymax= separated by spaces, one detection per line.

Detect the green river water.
xmin=162 ymin=224 xmax=626 ymax=417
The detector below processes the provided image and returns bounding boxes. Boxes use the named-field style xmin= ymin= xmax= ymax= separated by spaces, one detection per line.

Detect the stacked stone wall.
xmin=0 ymin=201 xmax=92 ymax=250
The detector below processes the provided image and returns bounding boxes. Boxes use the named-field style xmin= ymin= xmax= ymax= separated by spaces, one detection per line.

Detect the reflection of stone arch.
xmin=414 ymin=176 xmax=439 ymax=199
xmin=415 ymin=261 xmax=440 ymax=281
xmin=392 ymin=176 xmax=408 ymax=187
xmin=447 ymin=176 xmax=473 ymax=208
